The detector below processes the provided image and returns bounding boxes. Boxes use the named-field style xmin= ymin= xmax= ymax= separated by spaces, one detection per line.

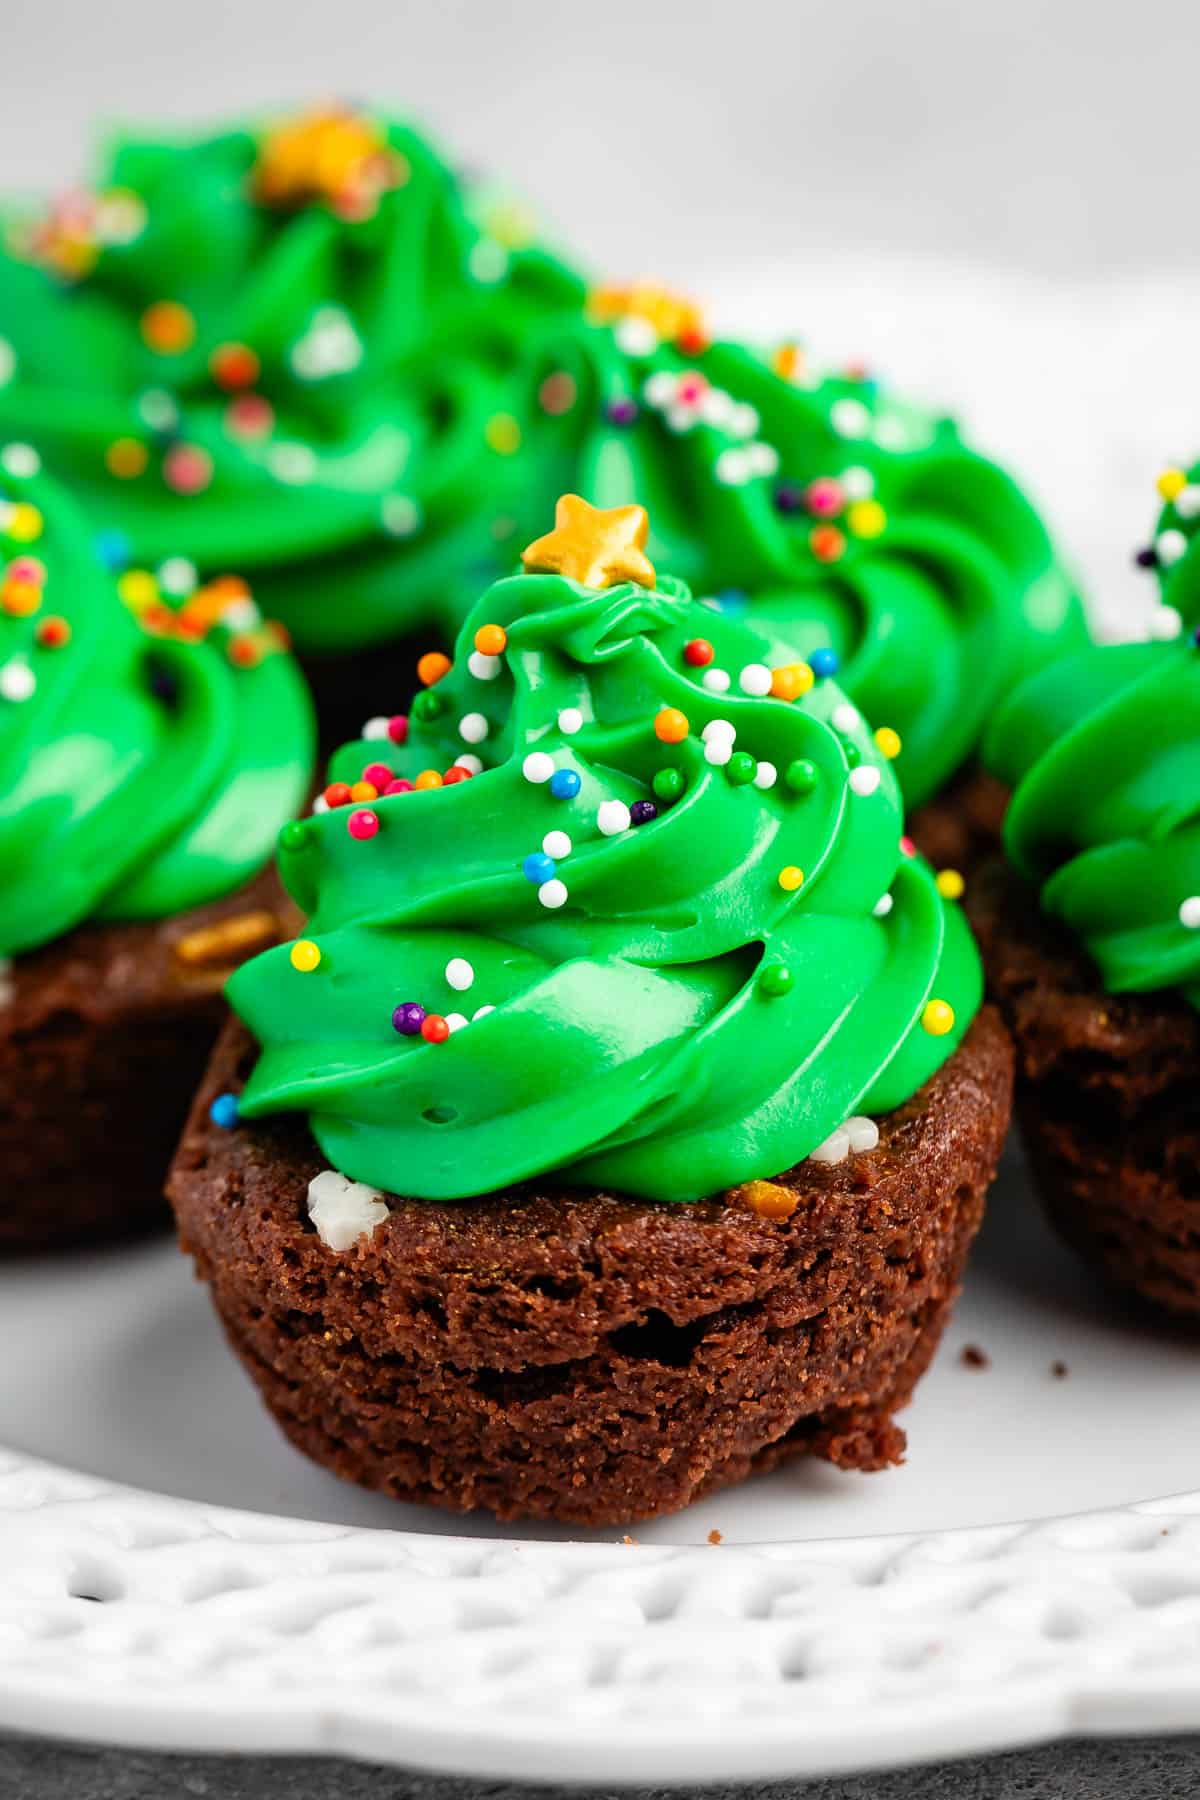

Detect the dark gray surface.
xmin=0 ymin=1736 xmax=1193 ymax=1799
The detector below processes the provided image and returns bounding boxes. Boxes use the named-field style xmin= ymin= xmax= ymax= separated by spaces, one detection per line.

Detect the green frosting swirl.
xmin=986 ymin=638 xmax=1200 ymax=1007
xmin=229 ymin=556 xmax=981 ymax=1204
xmin=0 ymin=112 xmax=1085 ymax=806
xmin=0 ymin=457 xmax=314 ymax=955
xmin=0 ymin=109 xmax=583 ymax=654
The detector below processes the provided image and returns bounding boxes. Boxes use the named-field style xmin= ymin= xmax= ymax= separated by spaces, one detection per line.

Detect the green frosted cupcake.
xmin=167 ymin=497 xmax=1013 ymax=1525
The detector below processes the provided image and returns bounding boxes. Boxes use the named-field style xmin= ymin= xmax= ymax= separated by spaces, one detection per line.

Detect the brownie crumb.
xmin=707 ymin=1529 xmax=723 ymax=1546
xmin=1051 ymin=1360 xmax=1069 ymax=1379
xmin=960 ymin=1344 xmax=990 ymax=1369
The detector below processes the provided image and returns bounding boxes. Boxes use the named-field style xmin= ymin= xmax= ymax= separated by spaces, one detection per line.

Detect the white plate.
xmin=4 ymin=258 xmax=1200 ymax=1784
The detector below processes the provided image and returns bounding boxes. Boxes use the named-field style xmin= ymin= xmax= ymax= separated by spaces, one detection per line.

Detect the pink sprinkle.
xmin=226 ymin=395 xmax=275 ymax=440
xmin=163 ymin=444 xmax=213 ymax=495
xmin=676 ymin=373 xmax=707 ymax=405
xmin=8 ymin=556 xmax=46 ymax=583
xmin=387 ymin=714 xmax=409 ymax=744
xmin=363 ymin=761 xmax=393 ymax=788
xmin=806 ymin=477 xmax=845 ymax=518
xmin=900 ymin=834 xmax=916 ymax=858
xmin=347 ymin=808 xmax=379 ymax=840
xmin=384 ymin=778 xmax=414 ymax=795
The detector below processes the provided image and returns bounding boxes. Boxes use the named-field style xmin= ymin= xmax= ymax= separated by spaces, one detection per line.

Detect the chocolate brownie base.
xmin=907 ymin=762 xmax=1010 ymax=876
xmin=0 ymin=872 xmax=297 ymax=1256
xmin=970 ymin=860 xmax=1200 ymax=1316
xmin=168 ymin=1009 xmax=1013 ymax=1526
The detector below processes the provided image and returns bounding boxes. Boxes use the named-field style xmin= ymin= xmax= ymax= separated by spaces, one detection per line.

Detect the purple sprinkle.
xmin=630 ymin=800 xmax=658 ymax=825
xmin=773 ymin=482 xmax=805 ymax=514
xmin=392 ymin=1001 xmax=426 ymax=1036
xmin=1134 ymin=546 xmax=1159 ymax=569
xmin=606 ymin=397 xmax=639 ymax=426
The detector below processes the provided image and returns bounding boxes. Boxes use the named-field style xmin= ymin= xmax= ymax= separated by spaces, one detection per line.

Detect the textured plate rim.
xmin=4 ymin=1447 xmax=1200 ymax=1783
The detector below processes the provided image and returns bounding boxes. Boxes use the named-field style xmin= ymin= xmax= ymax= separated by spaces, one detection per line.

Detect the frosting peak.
xmin=229 ymin=507 xmax=980 ymax=1203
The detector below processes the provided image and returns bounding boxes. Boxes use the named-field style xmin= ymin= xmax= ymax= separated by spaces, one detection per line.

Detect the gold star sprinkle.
xmin=520 ymin=495 xmax=656 ymax=591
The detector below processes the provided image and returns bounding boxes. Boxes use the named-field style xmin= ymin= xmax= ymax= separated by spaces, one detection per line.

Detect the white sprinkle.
xmin=538 ymin=878 xmax=569 ymax=909
xmin=844 ymin=1116 xmax=880 ymax=1154
xmin=849 ymin=765 xmax=882 ymax=796
xmin=1175 ymin=485 xmax=1200 ymax=520
xmin=702 ymin=668 xmax=732 ymax=694
xmin=699 ymin=388 xmax=734 ymax=429
xmin=831 ymin=398 xmax=871 ymax=439
xmin=746 ymin=442 xmax=780 ymax=477
xmin=701 ymin=718 xmax=736 ymax=744
xmin=1157 ymin=529 xmax=1188 ymax=566
xmin=873 ymin=892 xmax=894 ymax=917
xmin=754 ymin=760 xmax=778 ymax=790
xmin=269 ymin=442 xmax=318 ymax=484
xmin=381 ymin=494 xmax=421 ymax=538
xmin=841 ymin=465 xmax=874 ymax=500
xmin=643 ymin=370 xmax=677 ymax=408
xmin=557 ymin=706 xmax=583 ymax=734
xmin=597 ymin=799 xmax=631 ymax=836
xmin=738 ymin=662 xmax=772 ymax=696
xmin=472 ymin=1004 xmax=495 ymax=1021
xmin=362 ymin=715 xmax=390 ymax=741
xmin=831 ymin=702 xmax=860 ymax=733
xmin=1179 ymin=897 xmax=1200 ymax=929
xmin=875 ymin=414 xmax=914 ymax=451
xmin=523 ymin=750 xmax=555 ymax=783
xmin=0 ymin=660 xmax=35 ymax=702
xmin=616 ymin=317 xmax=658 ymax=357
xmin=445 ymin=957 xmax=474 ymax=992
xmin=0 ymin=339 xmax=15 ymax=388
xmin=222 ymin=599 xmax=261 ymax=632
xmin=157 ymin=556 xmax=197 ymax=597
xmin=0 ymin=442 xmax=39 ymax=478
xmin=307 ymin=1169 xmax=388 ymax=1253
xmin=810 ymin=1126 xmax=851 ymax=1165
xmin=468 ymin=238 xmax=507 ymax=284
xmin=714 ymin=447 xmax=751 ymax=485
xmin=704 ymin=737 xmax=733 ymax=767
xmin=459 ymin=712 xmax=489 ymax=744
xmin=312 ymin=794 xmax=330 ymax=815
xmin=445 ymin=1012 xmax=469 ymax=1033
xmin=666 ymin=404 xmax=697 ymax=434
xmin=468 ymin=650 xmax=501 ymax=681
xmin=729 ymin=402 xmax=760 ymax=440
xmin=1149 ymin=605 xmax=1183 ymax=641
xmin=454 ymin=753 xmax=483 ymax=776
xmin=542 ymin=829 xmax=572 ymax=859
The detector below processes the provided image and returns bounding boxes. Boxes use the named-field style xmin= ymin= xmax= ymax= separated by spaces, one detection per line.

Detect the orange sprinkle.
xmin=474 ymin=622 xmax=507 ymax=657
xmin=414 ymin=769 xmax=443 ymax=790
xmin=809 ymin=525 xmax=846 ymax=563
xmin=770 ymin=663 xmax=814 ymax=702
xmin=417 ymin=650 xmax=452 ymax=686
xmin=350 ymin=780 xmax=378 ymax=802
xmin=105 ymin=437 xmax=149 ymax=479
xmin=737 ymin=1179 xmax=798 ymax=1221
xmin=174 ymin=909 xmax=281 ymax=967
xmin=140 ymin=300 xmax=196 ymax=354
xmin=654 ymin=706 xmax=689 ymax=744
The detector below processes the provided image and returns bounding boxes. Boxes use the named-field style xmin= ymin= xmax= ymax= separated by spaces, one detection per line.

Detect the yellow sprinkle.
xmin=1157 ymin=468 xmax=1188 ymax=502
xmin=106 ymin=437 xmax=149 ymax=480
xmin=936 ymin=869 xmax=965 ymax=901
xmin=874 ymin=726 xmax=902 ymax=760
xmin=484 ymin=412 xmax=521 ymax=455
xmin=6 ymin=503 xmax=43 ymax=544
xmin=846 ymin=498 xmax=887 ymax=539
xmin=921 ymin=998 xmax=956 ymax=1036
xmin=290 ymin=939 xmax=322 ymax=973
xmin=117 ymin=569 xmax=159 ymax=610
xmin=778 ymin=865 xmax=805 ymax=892
xmin=771 ymin=662 xmax=814 ymax=701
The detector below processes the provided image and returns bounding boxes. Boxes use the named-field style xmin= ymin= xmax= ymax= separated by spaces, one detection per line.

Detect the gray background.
xmin=5 ymin=3 xmax=1200 ymax=1792
xmin=4 ymin=0 xmax=1200 ymax=285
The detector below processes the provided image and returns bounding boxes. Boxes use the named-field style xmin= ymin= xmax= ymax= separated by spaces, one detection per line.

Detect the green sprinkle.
xmin=412 ymin=688 xmax=445 ymax=722
xmin=652 ymin=766 xmax=686 ymax=803
xmin=726 ymin=751 xmax=757 ymax=786
xmin=279 ymin=820 xmax=308 ymax=852
xmin=759 ymin=963 xmax=794 ymax=997
xmin=785 ymin=759 xmax=818 ymax=794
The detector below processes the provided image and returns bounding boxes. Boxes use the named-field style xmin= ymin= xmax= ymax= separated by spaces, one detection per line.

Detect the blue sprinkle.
xmin=715 ymin=587 xmax=749 ymax=615
xmin=210 ymin=1093 xmax=240 ymax=1130
xmin=549 ymin=768 xmax=581 ymax=800
xmin=809 ymin=647 xmax=839 ymax=678
xmin=523 ymin=851 xmax=556 ymax=884
xmin=95 ymin=528 xmax=132 ymax=572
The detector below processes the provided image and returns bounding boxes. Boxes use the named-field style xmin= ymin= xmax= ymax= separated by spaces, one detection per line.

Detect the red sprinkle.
xmin=387 ymin=714 xmax=409 ymax=744
xmin=383 ymin=778 xmax=414 ymax=795
xmin=35 ymin=615 xmax=71 ymax=647
xmin=420 ymin=1013 xmax=450 ymax=1044
xmin=683 ymin=638 xmax=714 ymax=668
xmin=347 ymin=808 xmax=379 ymax=840
xmin=442 ymin=766 xmax=473 ymax=784
xmin=324 ymin=782 xmax=352 ymax=808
